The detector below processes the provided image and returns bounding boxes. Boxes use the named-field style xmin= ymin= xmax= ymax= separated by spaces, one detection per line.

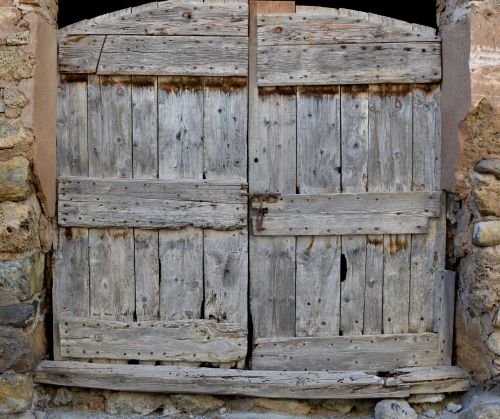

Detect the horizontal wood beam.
xmin=251 ymin=333 xmax=439 ymax=371
xmin=59 ymin=317 xmax=247 ymax=363
xmin=58 ymin=34 xmax=105 ymax=74
xmin=58 ymin=177 xmax=247 ymax=230
xmin=257 ymin=42 xmax=441 ymax=86
xmin=35 ymin=362 xmax=470 ymax=399
xmin=252 ymin=192 xmax=441 ymax=236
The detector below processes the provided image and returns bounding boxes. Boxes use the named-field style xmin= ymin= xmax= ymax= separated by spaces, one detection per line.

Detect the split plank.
xmin=59 ymin=317 xmax=247 ymax=363
xmin=252 ymin=333 xmax=439 ymax=371
xmin=435 ymin=271 xmax=456 ymax=365
xmin=97 ymin=36 xmax=248 ymax=77
xmin=257 ymin=14 xmax=439 ymax=46
xmin=257 ymin=43 xmax=441 ymax=86
xmin=296 ymin=85 xmax=341 ymax=337
xmin=59 ymin=35 xmax=106 ymax=74
xmin=35 ymin=362 xmax=470 ymax=399
xmin=61 ymin=1 xmax=248 ymax=36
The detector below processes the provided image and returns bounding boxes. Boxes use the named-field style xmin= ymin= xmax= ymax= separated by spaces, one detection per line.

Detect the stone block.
xmin=3 ymin=87 xmax=29 ymax=109
xmin=0 ymin=200 xmax=40 ymax=253
xmin=253 ymin=398 xmax=311 ymax=416
xmin=6 ymin=31 xmax=30 ymax=46
xmin=0 ymin=115 xmax=34 ymax=149
xmin=374 ymin=400 xmax=417 ymax=419
xmin=473 ymin=221 xmax=500 ymax=247
xmin=0 ymin=156 xmax=31 ymax=203
xmin=0 ymin=48 xmax=35 ymax=81
xmin=486 ymin=332 xmax=500 ymax=355
xmin=473 ymin=175 xmax=500 ymax=217
xmin=0 ymin=327 xmax=33 ymax=373
xmin=0 ymin=300 xmax=37 ymax=328
xmin=105 ymin=392 xmax=171 ymax=415
xmin=0 ymin=372 xmax=33 ymax=414
xmin=0 ymin=253 xmax=44 ymax=305
xmin=170 ymin=394 xmax=225 ymax=415
xmin=476 ymin=159 xmax=500 ymax=179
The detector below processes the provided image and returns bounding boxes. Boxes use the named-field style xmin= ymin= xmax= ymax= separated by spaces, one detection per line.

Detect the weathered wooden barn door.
xmin=54 ymin=0 xmax=249 ymax=367
xmin=249 ymin=5 xmax=452 ymax=372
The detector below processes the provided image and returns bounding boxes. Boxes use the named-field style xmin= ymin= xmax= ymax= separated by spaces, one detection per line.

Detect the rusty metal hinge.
xmin=241 ymin=192 xmax=281 ymax=231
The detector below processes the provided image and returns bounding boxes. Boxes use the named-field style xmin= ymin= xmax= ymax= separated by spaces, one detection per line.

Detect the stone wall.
xmin=0 ymin=0 xmax=56 ymax=414
xmin=438 ymin=0 xmax=500 ymax=382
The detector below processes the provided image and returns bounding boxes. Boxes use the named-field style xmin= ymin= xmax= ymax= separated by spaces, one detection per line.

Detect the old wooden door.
xmin=54 ymin=1 xmax=452 ymax=373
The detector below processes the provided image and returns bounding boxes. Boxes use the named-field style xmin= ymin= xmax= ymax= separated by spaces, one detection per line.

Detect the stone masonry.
xmin=0 ymin=0 xmax=56 ymax=414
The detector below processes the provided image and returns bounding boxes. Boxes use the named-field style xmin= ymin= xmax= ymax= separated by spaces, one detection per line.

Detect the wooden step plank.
xmin=35 ymin=362 xmax=469 ymax=399
xmin=97 ymin=36 xmax=248 ymax=77
xmin=59 ymin=317 xmax=247 ymax=363
xmin=59 ymin=35 xmax=106 ymax=74
xmin=59 ymin=177 xmax=247 ymax=204
xmin=61 ymin=1 xmax=248 ymax=36
xmin=257 ymin=43 xmax=441 ymax=86
xmin=252 ymin=333 xmax=440 ymax=371
xmin=257 ymin=14 xmax=439 ymax=46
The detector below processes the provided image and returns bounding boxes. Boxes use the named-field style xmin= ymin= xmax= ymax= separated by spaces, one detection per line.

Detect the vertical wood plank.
xmin=158 ymin=76 xmax=204 ymax=327
xmin=132 ymin=76 xmax=160 ymax=324
xmin=87 ymin=75 xmax=135 ymax=363
xmin=341 ymin=85 xmax=369 ymax=336
xmin=296 ymin=86 xmax=341 ymax=337
xmin=249 ymin=87 xmax=296 ymax=339
xmin=410 ymin=85 xmax=442 ymax=333
xmin=368 ymin=84 xmax=413 ymax=335
xmin=203 ymin=77 xmax=248 ymax=348
xmin=54 ymin=75 xmax=89 ymax=360
xmin=436 ymin=270 xmax=455 ymax=365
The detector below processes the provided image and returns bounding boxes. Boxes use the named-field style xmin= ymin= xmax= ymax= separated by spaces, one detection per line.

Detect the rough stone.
xmin=253 ymin=398 xmax=311 ymax=416
xmin=0 ymin=326 xmax=33 ymax=373
xmin=423 ymin=409 xmax=436 ymax=418
xmin=0 ymin=6 xmax=19 ymax=26
xmin=374 ymin=400 xmax=417 ymax=419
xmin=3 ymin=87 xmax=29 ymax=109
xmin=475 ymin=159 xmax=500 ymax=179
xmin=105 ymin=392 xmax=170 ymax=415
xmin=0 ymin=300 xmax=37 ymax=328
xmin=0 ymin=48 xmax=35 ymax=81
xmin=447 ymin=402 xmax=463 ymax=413
xmin=0 ymin=253 xmax=44 ymax=305
xmin=170 ymin=394 xmax=225 ymax=415
xmin=473 ymin=175 xmax=500 ymax=217
xmin=473 ymin=221 xmax=500 ymax=247
xmin=0 ymin=156 xmax=31 ymax=203
xmin=486 ymin=332 xmax=500 ymax=355
xmin=51 ymin=387 xmax=105 ymax=411
xmin=0 ymin=200 xmax=40 ymax=253
xmin=0 ymin=372 xmax=32 ymax=414
xmin=0 ymin=115 xmax=34 ymax=149
xmin=408 ymin=394 xmax=445 ymax=404
xmin=6 ymin=31 xmax=30 ymax=46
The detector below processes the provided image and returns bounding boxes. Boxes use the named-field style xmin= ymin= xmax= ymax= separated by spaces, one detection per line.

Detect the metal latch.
xmin=241 ymin=192 xmax=281 ymax=231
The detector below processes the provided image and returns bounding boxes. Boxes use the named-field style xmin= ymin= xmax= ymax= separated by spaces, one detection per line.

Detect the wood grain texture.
xmin=341 ymin=85 xmax=368 ymax=336
xmin=257 ymin=43 xmax=441 ymax=86
xmin=59 ymin=34 xmax=106 ymax=73
xmin=257 ymin=14 xmax=439 ymax=46
xmin=435 ymin=271 xmax=456 ymax=366
xmin=252 ymin=333 xmax=439 ymax=371
xmin=61 ymin=1 xmax=248 ymax=36
xmin=35 ymin=362 xmax=470 ymax=399
xmin=249 ymin=88 xmax=296 ymax=340
xmin=251 ymin=192 xmax=440 ymax=236
xmin=59 ymin=317 xmax=247 ymax=363
xmin=98 ymin=36 xmax=248 ymax=77
xmin=296 ymin=86 xmax=340 ymax=337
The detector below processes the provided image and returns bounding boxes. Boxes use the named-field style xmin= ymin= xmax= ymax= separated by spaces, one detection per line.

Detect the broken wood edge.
xmin=34 ymin=362 xmax=470 ymax=399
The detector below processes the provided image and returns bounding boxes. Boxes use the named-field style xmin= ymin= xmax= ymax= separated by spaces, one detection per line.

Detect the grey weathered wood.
xmin=250 ymin=87 xmax=296 ymax=339
xmin=203 ymin=77 xmax=248 ymax=181
xmin=98 ymin=36 xmax=248 ymax=77
xmin=61 ymin=1 xmax=248 ymax=36
xmin=258 ymin=14 xmax=439 ymax=46
xmin=365 ymin=236 xmax=384 ymax=334
xmin=341 ymin=85 xmax=369 ymax=336
xmin=410 ymin=85 xmax=443 ymax=333
xmin=435 ymin=271 xmax=456 ymax=366
xmin=296 ymin=85 xmax=340 ymax=337
xmin=368 ymin=85 xmax=413 ymax=334
xmin=58 ymin=177 xmax=247 ymax=204
xmin=251 ymin=192 xmax=440 ymax=236
xmin=132 ymin=76 xmax=159 ymax=323
xmin=159 ymin=228 xmax=203 ymax=321
xmin=58 ymin=198 xmax=247 ymax=230
xmin=204 ymin=230 xmax=248 ymax=325
xmin=252 ymin=333 xmax=439 ymax=371
xmin=59 ymin=317 xmax=247 ymax=363
xmin=59 ymin=35 xmax=106 ymax=73
xmin=257 ymin=43 xmax=441 ymax=86
xmin=35 ymin=362 xmax=470 ymax=398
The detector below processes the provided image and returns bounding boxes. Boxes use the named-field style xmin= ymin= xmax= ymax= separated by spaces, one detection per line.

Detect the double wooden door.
xmin=54 ymin=1 xmax=451 ymax=372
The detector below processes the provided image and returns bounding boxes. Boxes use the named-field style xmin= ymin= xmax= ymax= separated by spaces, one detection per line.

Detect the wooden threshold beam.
xmin=35 ymin=362 xmax=469 ymax=399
